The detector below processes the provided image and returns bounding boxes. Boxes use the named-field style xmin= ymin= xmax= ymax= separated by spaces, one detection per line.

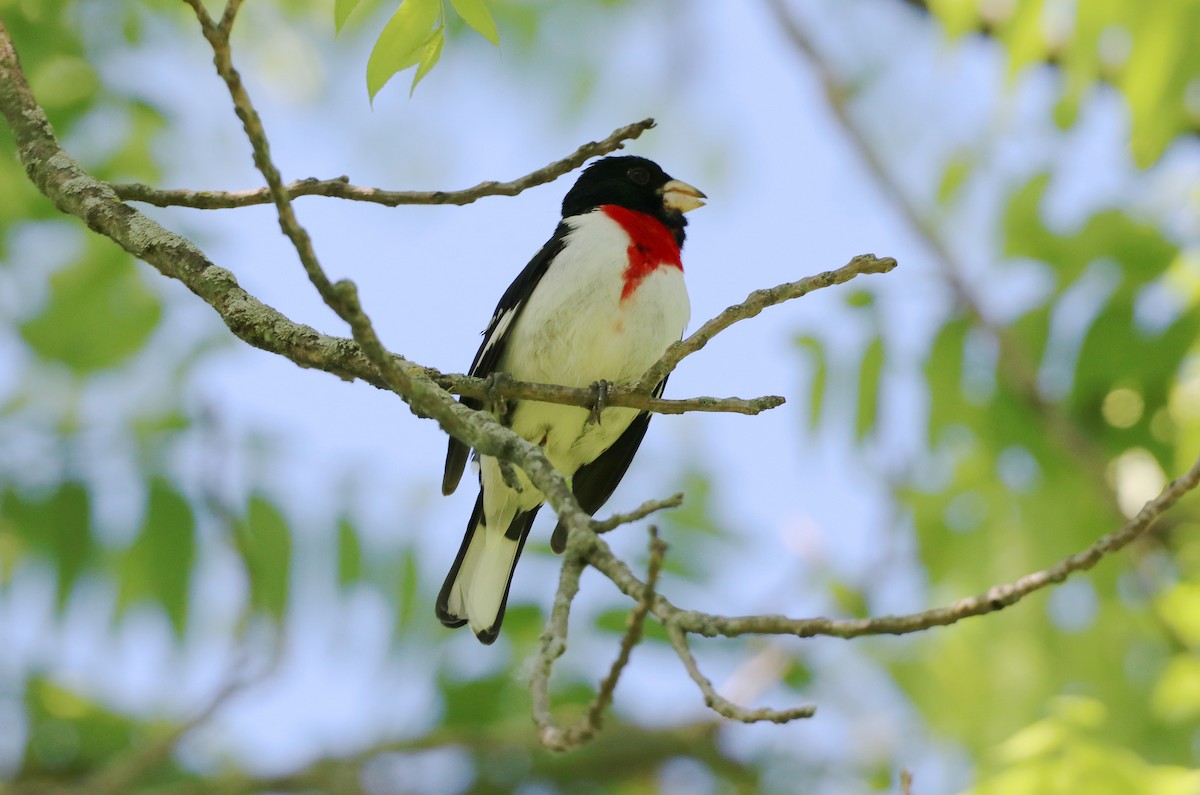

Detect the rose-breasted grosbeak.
xmin=436 ymin=156 xmax=705 ymax=644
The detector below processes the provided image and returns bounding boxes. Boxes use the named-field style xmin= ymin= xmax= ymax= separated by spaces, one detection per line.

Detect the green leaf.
xmin=29 ymin=55 xmax=99 ymax=111
xmin=116 ymin=479 xmax=196 ymax=637
xmin=925 ymin=315 xmax=971 ymax=444
xmin=855 ymin=335 xmax=885 ymax=440
xmin=393 ymin=546 xmax=419 ymax=630
xmin=334 ymin=0 xmax=363 ymax=33
xmin=830 ymin=582 xmax=869 ymax=618
xmin=336 ymin=517 xmax=362 ymax=588
xmin=795 ymin=335 xmax=827 ymax=431
xmin=366 ymin=0 xmax=441 ymax=100
xmin=782 ymin=659 xmax=813 ymax=690
xmin=20 ymin=244 xmax=162 ymax=375
xmin=439 ymin=669 xmax=526 ymax=729
xmin=937 ymin=152 xmax=973 ymax=205
xmin=234 ymin=496 xmax=292 ymax=623
xmin=409 ymin=26 xmax=444 ymax=95
xmin=23 ymin=679 xmax=143 ymax=776
xmin=2 ymin=483 xmax=93 ymax=610
xmin=925 ymin=0 xmax=980 ymax=40
xmin=844 ymin=289 xmax=875 ymax=309
xmin=449 ymin=0 xmax=499 ymax=44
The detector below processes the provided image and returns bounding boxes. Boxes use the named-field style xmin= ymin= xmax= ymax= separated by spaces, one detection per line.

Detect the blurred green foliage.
xmin=803 ymin=5 xmax=1200 ymax=790
xmin=2 ymin=0 xmax=1199 ymax=793
xmin=924 ymin=0 xmax=1200 ymax=166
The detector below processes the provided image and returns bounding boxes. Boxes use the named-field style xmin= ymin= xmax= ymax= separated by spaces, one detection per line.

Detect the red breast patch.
xmin=601 ymin=204 xmax=682 ymax=302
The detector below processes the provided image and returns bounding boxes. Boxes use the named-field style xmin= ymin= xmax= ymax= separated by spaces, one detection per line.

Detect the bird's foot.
xmin=498 ymin=459 xmax=523 ymax=493
xmin=485 ymin=372 xmax=511 ymax=421
xmin=587 ymin=379 xmax=611 ymax=425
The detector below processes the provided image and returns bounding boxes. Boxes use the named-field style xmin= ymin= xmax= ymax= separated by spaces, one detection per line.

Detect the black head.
xmin=560 ymin=156 xmax=705 ymax=240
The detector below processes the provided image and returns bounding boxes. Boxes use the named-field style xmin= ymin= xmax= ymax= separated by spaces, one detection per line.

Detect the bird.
xmin=436 ymin=155 xmax=706 ymax=644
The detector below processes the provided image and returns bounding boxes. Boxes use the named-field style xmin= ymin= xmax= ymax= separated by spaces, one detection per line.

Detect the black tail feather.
xmin=435 ymin=493 xmax=541 ymax=644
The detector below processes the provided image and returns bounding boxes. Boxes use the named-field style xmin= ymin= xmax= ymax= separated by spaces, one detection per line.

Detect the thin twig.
xmin=588 ymin=449 xmax=1200 ymax=641
xmin=591 ymin=493 xmax=684 ymax=534
xmin=218 ymin=0 xmax=245 ymax=35
xmin=636 ymin=254 xmax=897 ymax=390
xmin=666 ymin=624 xmax=816 ymax=723
xmin=111 ymin=119 xmax=657 ymax=209
xmin=532 ymin=528 xmax=668 ymax=751
xmin=583 ymin=528 xmax=667 ymax=727
xmin=531 ymin=547 xmax=589 ymax=750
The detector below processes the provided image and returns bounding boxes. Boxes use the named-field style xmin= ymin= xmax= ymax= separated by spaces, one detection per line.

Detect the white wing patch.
xmin=479 ymin=304 xmax=520 ymax=363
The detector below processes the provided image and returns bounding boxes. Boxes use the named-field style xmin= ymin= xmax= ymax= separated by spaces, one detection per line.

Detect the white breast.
xmin=495 ymin=209 xmax=691 ymax=482
xmin=500 ymin=210 xmax=690 ymax=389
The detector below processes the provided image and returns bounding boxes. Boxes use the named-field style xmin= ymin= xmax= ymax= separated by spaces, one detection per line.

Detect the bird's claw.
xmin=587 ymin=379 xmax=610 ymax=425
xmin=486 ymin=372 xmax=511 ymax=421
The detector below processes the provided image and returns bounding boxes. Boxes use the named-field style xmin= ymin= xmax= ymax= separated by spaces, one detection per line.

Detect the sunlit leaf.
xmin=409 ymin=25 xmax=444 ymax=95
xmin=924 ymin=0 xmax=980 ymax=40
xmin=937 ymin=152 xmax=973 ymax=205
xmin=334 ymin=0 xmax=363 ymax=33
xmin=366 ymin=0 xmax=441 ymax=100
xmin=449 ymin=0 xmax=499 ymax=44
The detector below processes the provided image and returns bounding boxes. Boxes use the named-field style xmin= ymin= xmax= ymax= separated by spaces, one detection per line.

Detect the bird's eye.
xmin=627 ymin=167 xmax=650 ymax=185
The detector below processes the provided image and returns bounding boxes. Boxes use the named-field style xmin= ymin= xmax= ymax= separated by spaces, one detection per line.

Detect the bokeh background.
xmin=2 ymin=0 xmax=1200 ymax=792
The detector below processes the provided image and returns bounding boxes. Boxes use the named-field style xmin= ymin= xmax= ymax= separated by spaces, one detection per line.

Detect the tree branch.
xmin=531 ymin=527 xmax=668 ymax=752
xmin=435 ymin=371 xmax=785 ymax=416
xmin=531 ymin=545 xmax=588 ymax=750
xmin=111 ymin=118 xmax=657 ymax=209
xmin=636 ymin=253 xmax=897 ymax=390
xmin=591 ymin=493 xmax=684 ymax=534
xmin=666 ymin=624 xmax=816 ymax=723
xmin=588 ymin=449 xmax=1200 ymax=642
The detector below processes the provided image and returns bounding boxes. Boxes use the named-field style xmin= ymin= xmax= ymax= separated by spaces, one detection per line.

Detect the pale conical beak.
xmin=660 ymin=179 xmax=707 ymax=213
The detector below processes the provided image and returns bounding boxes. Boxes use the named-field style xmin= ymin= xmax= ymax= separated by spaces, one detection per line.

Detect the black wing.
xmin=549 ymin=376 xmax=669 ymax=553
xmin=442 ymin=224 xmax=569 ymax=495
